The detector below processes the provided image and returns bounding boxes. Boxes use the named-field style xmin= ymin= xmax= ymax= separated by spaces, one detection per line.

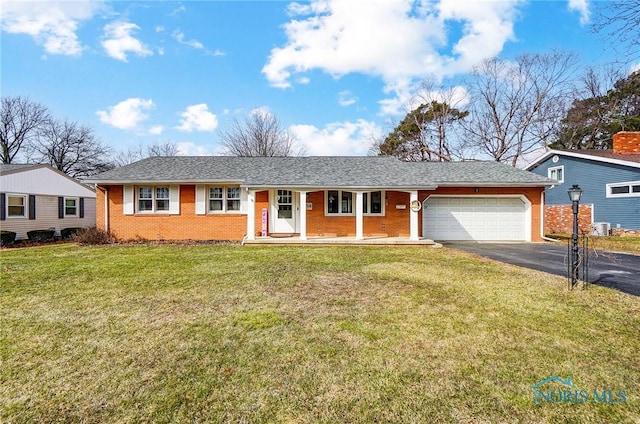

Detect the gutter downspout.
xmin=540 ymin=187 xmax=560 ymax=242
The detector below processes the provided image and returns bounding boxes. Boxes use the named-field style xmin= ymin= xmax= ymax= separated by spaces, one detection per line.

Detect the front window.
xmin=363 ymin=191 xmax=383 ymax=215
xmin=137 ymin=186 xmax=170 ymax=212
xmin=548 ymin=166 xmax=564 ymax=183
xmin=607 ymin=181 xmax=640 ymax=198
xmin=326 ymin=190 xmax=354 ymax=215
xmin=227 ymin=187 xmax=241 ymax=211
xmin=156 ymin=187 xmax=170 ymax=211
xmin=65 ymin=198 xmax=78 ymax=216
xmin=208 ymin=186 xmax=241 ymax=213
xmin=7 ymin=195 xmax=26 ymax=217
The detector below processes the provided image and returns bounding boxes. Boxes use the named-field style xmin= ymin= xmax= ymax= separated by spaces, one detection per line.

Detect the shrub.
xmin=27 ymin=229 xmax=55 ymax=242
xmin=73 ymin=227 xmax=115 ymax=245
xmin=1 ymin=230 xmax=17 ymax=246
xmin=61 ymin=227 xmax=83 ymax=240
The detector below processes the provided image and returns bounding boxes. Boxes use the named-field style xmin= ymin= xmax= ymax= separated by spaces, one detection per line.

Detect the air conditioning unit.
xmin=591 ymin=222 xmax=611 ymax=236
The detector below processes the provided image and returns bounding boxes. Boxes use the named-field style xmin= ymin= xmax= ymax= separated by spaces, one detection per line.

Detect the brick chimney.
xmin=613 ymin=131 xmax=640 ymax=154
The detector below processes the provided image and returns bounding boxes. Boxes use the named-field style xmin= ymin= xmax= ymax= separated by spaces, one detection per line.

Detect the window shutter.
xmin=123 ymin=185 xmax=134 ymax=215
xmin=79 ymin=198 xmax=85 ymax=218
xmin=0 ymin=193 xmax=5 ymax=221
xmin=29 ymin=195 xmax=36 ymax=220
xmin=195 ymin=185 xmax=206 ymax=215
xmin=58 ymin=197 xmax=64 ymax=219
xmin=169 ymin=185 xmax=180 ymax=215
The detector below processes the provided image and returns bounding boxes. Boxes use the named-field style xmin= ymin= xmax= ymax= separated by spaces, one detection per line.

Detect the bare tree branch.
xmin=31 ymin=119 xmax=113 ymax=178
xmin=0 ymin=96 xmax=51 ymax=163
xmin=220 ymin=110 xmax=301 ymax=157
xmin=462 ymin=51 xmax=579 ymax=166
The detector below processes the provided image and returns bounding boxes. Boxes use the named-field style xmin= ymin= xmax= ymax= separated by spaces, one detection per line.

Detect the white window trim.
xmin=207 ymin=185 xmax=242 ymax=214
xmin=548 ymin=165 xmax=564 ymax=183
xmin=363 ymin=191 xmax=385 ymax=216
xmin=135 ymin=185 xmax=174 ymax=214
xmin=606 ymin=180 xmax=640 ymax=198
xmin=64 ymin=197 xmax=79 ymax=217
xmin=325 ymin=190 xmax=355 ymax=216
xmin=6 ymin=193 xmax=27 ymax=219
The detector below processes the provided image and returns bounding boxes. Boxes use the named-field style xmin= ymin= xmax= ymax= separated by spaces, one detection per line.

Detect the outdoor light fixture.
xmin=567 ymin=184 xmax=583 ymax=289
xmin=567 ymin=184 xmax=583 ymax=202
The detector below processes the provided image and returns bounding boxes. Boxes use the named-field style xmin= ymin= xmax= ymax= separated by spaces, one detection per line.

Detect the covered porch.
xmin=245 ymin=189 xmax=424 ymax=242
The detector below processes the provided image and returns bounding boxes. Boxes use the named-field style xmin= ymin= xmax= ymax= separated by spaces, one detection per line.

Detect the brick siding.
xmin=543 ymin=204 xmax=593 ymax=235
xmin=98 ymin=185 xmax=545 ymax=242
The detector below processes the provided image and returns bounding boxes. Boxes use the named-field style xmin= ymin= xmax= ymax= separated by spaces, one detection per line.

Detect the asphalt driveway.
xmin=444 ymin=242 xmax=640 ymax=297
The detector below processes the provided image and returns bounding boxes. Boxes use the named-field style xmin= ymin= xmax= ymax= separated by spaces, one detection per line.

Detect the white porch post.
xmin=355 ymin=191 xmax=364 ymax=240
xmin=246 ymin=189 xmax=256 ymax=241
xmin=299 ymin=191 xmax=307 ymax=240
xmin=409 ymin=190 xmax=419 ymax=241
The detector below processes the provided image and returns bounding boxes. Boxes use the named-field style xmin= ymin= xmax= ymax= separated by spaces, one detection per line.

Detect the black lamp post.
xmin=567 ymin=184 xmax=583 ymax=289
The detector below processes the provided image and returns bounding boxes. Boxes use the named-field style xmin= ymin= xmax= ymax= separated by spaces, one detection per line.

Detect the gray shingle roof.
xmin=84 ymin=156 xmax=554 ymax=188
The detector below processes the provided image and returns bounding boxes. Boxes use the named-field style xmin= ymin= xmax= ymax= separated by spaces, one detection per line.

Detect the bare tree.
xmin=31 ymin=119 xmax=113 ymax=178
xmin=220 ymin=110 xmax=298 ymax=157
xmin=147 ymin=140 xmax=180 ymax=157
xmin=112 ymin=140 xmax=180 ymax=167
xmin=592 ymin=0 xmax=640 ymax=63
xmin=462 ymin=51 xmax=579 ymax=166
xmin=0 ymin=96 xmax=51 ymax=163
xmin=112 ymin=146 xmax=144 ymax=167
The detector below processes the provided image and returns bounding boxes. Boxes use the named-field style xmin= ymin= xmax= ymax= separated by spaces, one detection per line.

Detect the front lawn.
xmin=1 ymin=244 xmax=638 ymax=423
xmin=548 ymin=234 xmax=640 ymax=255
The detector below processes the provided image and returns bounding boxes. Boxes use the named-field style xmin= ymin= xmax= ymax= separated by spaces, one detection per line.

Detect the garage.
xmin=423 ymin=196 xmax=529 ymax=241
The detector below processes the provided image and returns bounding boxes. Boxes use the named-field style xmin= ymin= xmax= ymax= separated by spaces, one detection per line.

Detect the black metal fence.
xmin=567 ymin=236 xmax=589 ymax=290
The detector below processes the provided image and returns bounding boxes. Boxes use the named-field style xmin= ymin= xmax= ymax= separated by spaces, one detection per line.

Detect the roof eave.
xmin=526 ymin=149 xmax=640 ymax=169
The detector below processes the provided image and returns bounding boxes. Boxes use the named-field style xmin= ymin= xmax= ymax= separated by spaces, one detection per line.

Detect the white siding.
xmin=1 ymin=195 xmax=96 ymax=240
xmin=0 ymin=166 xmax=95 ymax=198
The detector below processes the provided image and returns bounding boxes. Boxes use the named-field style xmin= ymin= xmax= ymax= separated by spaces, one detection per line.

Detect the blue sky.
xmin=1 ymin=0 xmax=634 ymax=157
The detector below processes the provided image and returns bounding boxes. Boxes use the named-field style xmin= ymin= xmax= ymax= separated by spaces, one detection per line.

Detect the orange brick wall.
xmin=97 ymin=185 xmax=246 ymax=241
xmin=419 ymin=186 xmax=546 ymax=242
xmin=97 ymin=185 xmax=546 ymax=242
xmin=544 ymin=204 xmax=593 ymax=235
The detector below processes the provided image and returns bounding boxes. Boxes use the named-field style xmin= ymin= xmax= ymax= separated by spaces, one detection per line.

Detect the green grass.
xmin=548 ymin=234 xmax=640 ymax=255
xmin=1 ymin=244 xmax=639 ymax=423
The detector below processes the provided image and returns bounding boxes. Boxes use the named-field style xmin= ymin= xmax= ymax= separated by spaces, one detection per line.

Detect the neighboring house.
xmin=85 ymin=156 xmax=553 ymax=243
xmin=527 ymin=131 xmax=640 ymax=234
xmin=0 ymin=164 xmax=96 ymax=240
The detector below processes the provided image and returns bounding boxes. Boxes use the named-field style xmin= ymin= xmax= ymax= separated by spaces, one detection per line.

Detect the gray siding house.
xmin=0 ymin=164 xmax=96 ymax=240
xmin=527 ymin=132 xmax=640 ymax=231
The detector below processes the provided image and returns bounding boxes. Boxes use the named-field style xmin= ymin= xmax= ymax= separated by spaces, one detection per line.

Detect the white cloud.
xmin=96 ymin=98 xmax=155 ymax=130
xmin=176 ymin=142 xmax=217 ymax=156
xmin=263 ymin=0 xmax=520 ymax=112
xmin=101 ymin=21 xmax=152 ymax=62
xmin=290 ymin=120 xmax=384 ymax=156
xmin=631 ymin=63 xmax=640 ymax=74
xmin=338 ymin=90 xmax=357 ymax=107
xmin=176 ymin=104 xmax=218 ymax=132
xmin=568 ymin=0 xmax=590 ymax=25
xmin=173 ymin=30 xmax=204 ymax=49
xmin=148 ymin=125 xmax=164 ymax=135
xmin=0 ymin=0 xmax=104 ymax=56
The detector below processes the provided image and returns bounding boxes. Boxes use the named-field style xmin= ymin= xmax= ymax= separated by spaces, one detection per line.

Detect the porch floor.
xmin=243 ymin=236 xmax=441 ymax=246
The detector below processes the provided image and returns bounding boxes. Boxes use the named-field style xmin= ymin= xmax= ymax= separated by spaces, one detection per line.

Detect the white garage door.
xmin=423 ymin=197 xmax=527 ymax=241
